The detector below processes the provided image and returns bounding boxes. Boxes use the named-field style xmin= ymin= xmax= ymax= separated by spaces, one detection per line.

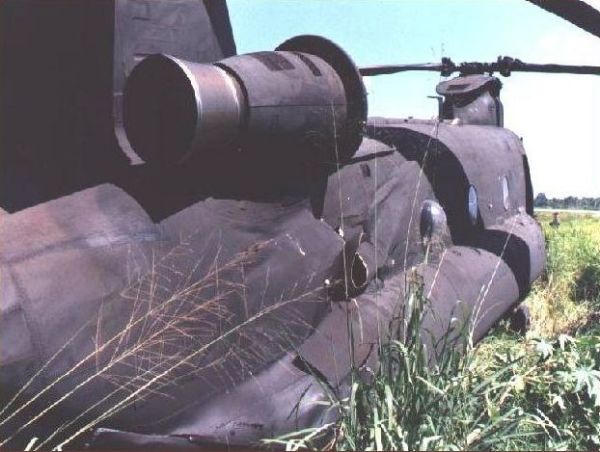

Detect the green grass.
xmin=275 ymin=212 xmax=600 ymax=451
xmin=526 ymin=212 xmax=600 ymax=335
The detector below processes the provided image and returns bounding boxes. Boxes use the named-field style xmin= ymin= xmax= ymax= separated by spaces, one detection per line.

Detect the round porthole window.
xmin=467 ymin=185 xmax=478 ymax=225
xmin=502 ymin=176 xmax=510 ymax=210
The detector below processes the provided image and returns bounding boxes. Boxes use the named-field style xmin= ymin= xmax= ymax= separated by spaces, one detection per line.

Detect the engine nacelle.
xmin=123 ymin=35 xmax=367 ymax=165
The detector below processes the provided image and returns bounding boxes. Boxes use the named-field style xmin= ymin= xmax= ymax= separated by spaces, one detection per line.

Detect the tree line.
xmin=534 ymin=193 xmax=600 ymax=210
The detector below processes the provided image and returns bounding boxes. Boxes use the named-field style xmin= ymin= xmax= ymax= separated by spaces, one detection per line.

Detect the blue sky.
xmin=228 ymin=0 xmax=600 ymax=198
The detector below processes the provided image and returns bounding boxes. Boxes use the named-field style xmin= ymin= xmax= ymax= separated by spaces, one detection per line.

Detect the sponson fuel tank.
xmin=123 ymin=35 xmax=367 ymax=165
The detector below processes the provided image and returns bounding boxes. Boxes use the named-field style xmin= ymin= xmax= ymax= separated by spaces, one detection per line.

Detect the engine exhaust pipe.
xmin=123 ymin=35 xmax=367 ymax=165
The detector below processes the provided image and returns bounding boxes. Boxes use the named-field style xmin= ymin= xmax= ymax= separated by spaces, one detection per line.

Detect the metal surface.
xmin=360 ymin=56 xmax=600 ymax=77
xmin=436 ymin=75 xmax=504 ymax=126
xmin=218 ymin=46 xmax=350 ymax=160
xmin=1 ymin=0 xmax=236 ymax=212
xmin=277 ymin=35 xmax=368 ymax=161
xmin=0 ymin=108 xmax=548 ymax=447
xmin=124 ymin=55 xmax=246 ymax=164
xmin=526 ymin=0 xmax=600 ymax=39
xmin=124 ymin=36 xmax=365 ymax=165
xmin=0 ymin=1 xmax=552 ymax=449
xmin=113 ymin=0 xmax=237 ymax=162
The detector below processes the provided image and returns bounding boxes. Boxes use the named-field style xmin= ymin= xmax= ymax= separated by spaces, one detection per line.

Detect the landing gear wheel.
xmin=509 ymin=305 xmax=531 ymax=335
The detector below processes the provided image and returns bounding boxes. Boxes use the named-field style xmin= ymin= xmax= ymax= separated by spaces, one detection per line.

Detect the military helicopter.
xmin=1 ymin=0 xmax=598 ymax=449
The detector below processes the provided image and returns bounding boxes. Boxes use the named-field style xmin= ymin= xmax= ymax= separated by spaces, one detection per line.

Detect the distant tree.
xmin=534 ymin=192 xmax=548 ymax=207
xmin=550 ymin=198 xmax=561 ymax=209
xmin=564 ymin=196 xmax=577 ymax=209
xmin=535 ymin=195 xmax=600 ymax=211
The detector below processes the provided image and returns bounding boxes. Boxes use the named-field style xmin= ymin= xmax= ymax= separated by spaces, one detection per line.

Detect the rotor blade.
xmin=526 ymin=0 xmax=600 ymax=39
xmin=508 ymin=62 xmax=600 ymax=75
xmin=360 ymin=60 xmax=600 ymax=77
xmin=359 ymin=63 xmax=445 ymax=76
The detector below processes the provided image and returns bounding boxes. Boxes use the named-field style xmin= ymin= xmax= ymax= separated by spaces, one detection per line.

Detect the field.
xmin=278 ymin=212 xmax=600 ymax=451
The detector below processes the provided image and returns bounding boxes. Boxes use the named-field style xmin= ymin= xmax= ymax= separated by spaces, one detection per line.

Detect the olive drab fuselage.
xmin=0 ymin=1 xmax=549 ymax=449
